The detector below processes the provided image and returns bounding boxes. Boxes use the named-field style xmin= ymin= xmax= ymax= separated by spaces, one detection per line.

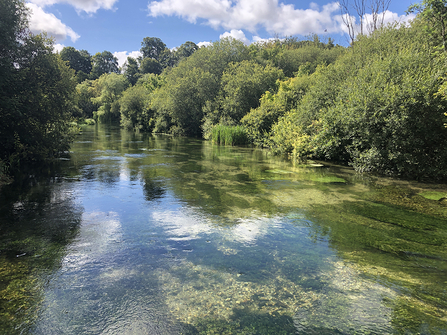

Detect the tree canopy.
xmin=0 ymin=0 xmax=77 ymax=172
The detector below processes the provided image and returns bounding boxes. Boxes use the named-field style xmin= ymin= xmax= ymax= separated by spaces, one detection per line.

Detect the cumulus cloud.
xmin=28 ymin=0 xmax=118 ymax=13
xmin=148 ymin=0 xmax=414 ymax=37
xmin=220 ymin=29 xmax=249 ymax=44
xmin=148 ymin=0 xmax=346 ymax=35
xmin=197 ymin=41 xmax=212 ymax=48
xmin=113 ymin=51 xmax=143 ymax=68
xmin=27 ymin=3 xmax=80 ymax=42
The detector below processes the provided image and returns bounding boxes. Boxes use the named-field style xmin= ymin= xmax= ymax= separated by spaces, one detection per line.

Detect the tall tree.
xmin=60 ymin=47 xmax=92 ymax=73
xmin=123 ymin=56 xmax=140 ymax=85
xmin=0 ymin=0 xmax=77 ymax=166
xmin=60 ymin=46 xmax=92 ymax=82
xmin=90 ymin=51 xmax=119 ymax=80
xmin=140 ymin=37 xmax=167 ymax=61
xmin=175 ymin=41 xmax=199 ymax=60
xmin=139 ymin=57 xmax=162 ymax=75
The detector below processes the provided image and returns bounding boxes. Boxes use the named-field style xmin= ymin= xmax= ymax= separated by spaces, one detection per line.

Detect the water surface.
xmin=1 ymin=125 xmax=446 ymax=334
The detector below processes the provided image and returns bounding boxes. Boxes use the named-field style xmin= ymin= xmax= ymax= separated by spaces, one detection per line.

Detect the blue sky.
xmin=25 ymin=0 xmax=417 ymax=67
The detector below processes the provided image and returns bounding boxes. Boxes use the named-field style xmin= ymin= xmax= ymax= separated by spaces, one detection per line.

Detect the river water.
xmin=1 ymin=125 xmax=446 ymax=334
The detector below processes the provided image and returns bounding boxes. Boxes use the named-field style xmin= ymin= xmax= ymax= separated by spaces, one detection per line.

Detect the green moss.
xmin=419 ymin=191 xmax=447 ymax=201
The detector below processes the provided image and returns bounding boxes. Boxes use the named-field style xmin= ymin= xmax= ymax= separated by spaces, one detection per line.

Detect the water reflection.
xmin=0 ymin=169 xmax=83 ymax=334
xmin=1 ymin=124 xmax=446 ymax=334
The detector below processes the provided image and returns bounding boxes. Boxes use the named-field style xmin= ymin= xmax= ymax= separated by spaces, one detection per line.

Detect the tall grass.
xmin=211 ymin=125 xmax=250 ymax=146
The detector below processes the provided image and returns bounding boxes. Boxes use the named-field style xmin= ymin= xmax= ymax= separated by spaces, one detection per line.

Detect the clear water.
xmin=1 ymin=125 xmax=446 ymax=334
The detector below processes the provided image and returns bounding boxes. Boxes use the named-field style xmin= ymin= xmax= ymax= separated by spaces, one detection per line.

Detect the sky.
xmin=25 ymin=0 xmax=417 ymax=67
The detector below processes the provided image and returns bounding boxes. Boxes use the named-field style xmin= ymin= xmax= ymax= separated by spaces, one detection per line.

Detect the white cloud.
xmin=28 ymin=0 xmax=118 ymax=13
xmin=113 ymin=51 xmax=143 ymax=68
xmin=148 ymin=0 xmax=345 ymax=35
xmin=26 ymin=3 xmax=80 ymax=42
xmin=54 ymin=43 xmax=65 ymax=52
xmin=197 ymin=41 xmax=212 ymax=48
xmin=220 ymin=29 xmax=249 ymax=44
xmin=148 ymin=0 xmax=415 ymax=37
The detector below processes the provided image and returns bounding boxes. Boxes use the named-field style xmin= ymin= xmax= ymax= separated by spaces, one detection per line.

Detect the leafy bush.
xmin=269 ymin=23 xmax=447 ymax=180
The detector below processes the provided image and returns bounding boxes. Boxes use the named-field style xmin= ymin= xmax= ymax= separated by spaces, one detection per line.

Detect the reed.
xmin=211 ymin=125 xmax=249 ymax=146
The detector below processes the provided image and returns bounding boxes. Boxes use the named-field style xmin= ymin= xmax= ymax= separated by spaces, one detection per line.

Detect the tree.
xmin=0 ymin=0 xmax=77 ymax=169
xmin=218 ymin=60 xmax=284 ymax=123
xmin=175 ymin=41 xmax=199 ymax=60
xmin=151 ymin=38 xmax=250 ymax=137
xmin=90 ymin=73 xmax=129 ymax=123
xmin=60 ymin=46 xmax=92 ymax=78
xmin=90 ymin=51 xmax=119 ymax=80
xmin=139 ymin=57 xmax=162 ymax=75
xmin=141 ymin=37 xmax=167 ymax=61
xmin=339 ymin=0 xmax=391 ymax=43
xmin=119 ymin=84 xmax=154 ymax=131
xmin=408 ymin=0 xmax=447 ymax=51
xmin=123 ymin=56 xmax=140 ymax=85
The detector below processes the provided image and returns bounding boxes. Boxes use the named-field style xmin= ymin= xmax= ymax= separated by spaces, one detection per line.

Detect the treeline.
xmin=70 ymin=34 xmax=341 ymax=137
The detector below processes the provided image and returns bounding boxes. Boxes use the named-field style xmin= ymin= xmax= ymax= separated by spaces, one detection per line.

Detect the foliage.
xmin=140 ymin=57 xmax=162 ymax=75
xmin=175 ymin=41 xmax=199 ymax=61
xmin=152 ymin=38 xmax=250 ymax=137
xmin=123 ymin=56 xmax=140 ymax=86
xmin=118 ymin=74 xmax=162 ymax=131
xmin=90 ymin=50 xmax=119 ymax=80
xmin=0 ymin=0 xmax=77 ymax=170
xmin=408 ymin=0 xmax=447 ymax=51
xmin=141 ymin=37 xmax=167 ymax=61
xmin=269 ymin=24 xmax=447 ymax=180
xmin=241 ymin=74 xmax=314 ymax=147
xmin=218 ymin=60 xmax=284 ymax=123
xmin=75 ymin=79 xmax=97 ymax=119
xmin=60 ymin=46 xmax=92 ymax=82
xmin=90 ymin=73 xmax=129 ymax=123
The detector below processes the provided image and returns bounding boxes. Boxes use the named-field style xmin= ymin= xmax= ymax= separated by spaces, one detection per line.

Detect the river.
xmin=0 ymin=125 xmax=446 ymax=334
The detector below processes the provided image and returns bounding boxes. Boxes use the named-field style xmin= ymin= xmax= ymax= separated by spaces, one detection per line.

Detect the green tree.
xmin=119 ymin=80 xmax=156 ymax=131
xmin=218 ymin=60 xmax=284 ymax=123
xmin=60 ymin=46 xmax=92 ymax=82
xmin=0 ymin=0 xmax=77 ymax=171
xmin=90 ymin=51 xmax=119 ymax=80
xmin=175 ymin=41 xmax=199 ymax=61
xmin=151 ymin=38 xmax=250 ymax=137
xmin=140 ymin=57 xmax=162 ymax=75
xmin=123 ymin=56 xmax=140 ymax=85
xmin=141 ymin=37 xmax=167 ymax=61
xmin=75 ymin=80 xmax=97 ymax=118
xmin=408 ymin=0 xmax=447 ymax=51
xmin=90 ymin=73 xmax=129 ymax=123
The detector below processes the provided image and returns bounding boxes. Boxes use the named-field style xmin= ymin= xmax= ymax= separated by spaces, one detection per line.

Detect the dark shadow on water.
xmin=0 ymin=165 xmax=83 ymax=334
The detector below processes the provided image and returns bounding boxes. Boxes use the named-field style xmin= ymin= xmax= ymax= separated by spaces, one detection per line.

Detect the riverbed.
xmin=1 ymin=125 xmax=446 ymax=334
